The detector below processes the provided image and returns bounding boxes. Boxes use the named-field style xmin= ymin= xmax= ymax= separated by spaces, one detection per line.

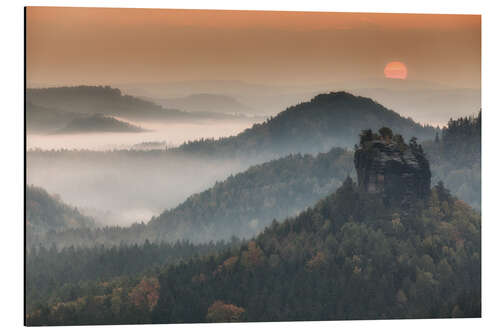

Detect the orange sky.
xmin=26 ymin=7 xmax=481 ymax=88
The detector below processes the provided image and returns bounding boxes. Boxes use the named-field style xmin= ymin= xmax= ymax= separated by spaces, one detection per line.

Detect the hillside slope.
xmin=153 ymin=180 xmax=480 ymax=323
xmin=26 ymin=185 xmax=96 ymax=246
xmin=147 ymin=147 xmax=353 ymax=243
xmin=27 ymin=178 xmax=481 ymax=325
xmin=177 ymin=91 xmax=436 ymax=157
xmin=54 ymin=114 xmax=147 ymax=134
xmin=39 ymin=148 xmax=354 ymax=247
xmin=26 ymin=102 xmax=78 ymax=133
xmin=424 ymin=112 xmax=481 ymax=209
xmin=26 ymin=132 xmax=481 ymax=325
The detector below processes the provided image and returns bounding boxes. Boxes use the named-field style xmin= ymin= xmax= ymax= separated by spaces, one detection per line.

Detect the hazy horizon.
xmin=27 ymin=8 xmax=480 ymax=89
xmin=25 ymin=8 xmax=481 ymax=227
xmin=27 ymin=8 xmax=481 ymax=126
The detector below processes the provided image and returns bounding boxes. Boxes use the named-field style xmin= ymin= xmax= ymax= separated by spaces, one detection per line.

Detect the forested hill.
xmin=37 ymin=148 xmax=354 ymax=248
xmin=177 ymin=91 xmax=436 ymax=157
xmin=54 ymin=114 xmax=146 ymax=134
xmin=27 ymin=178 xmax=481 ymax=325
xmin=26 ymin=86 xmax=193 ymax=122
xmin=146 ymin=147 xmax=353 ymax=243
xmin=153 ymin=180 xmax=480 ymax=323
xmin=424 ymin=112 xmax=481 ymax=209
xmin=26 ymin=101 xmax=77 ymax=133
xmin=26 ymin=185 xmax=96 ymax=244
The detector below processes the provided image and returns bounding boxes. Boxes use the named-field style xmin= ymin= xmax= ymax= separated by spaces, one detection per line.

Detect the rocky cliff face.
xmin=354 ymin=132 xmax=431 ymax=207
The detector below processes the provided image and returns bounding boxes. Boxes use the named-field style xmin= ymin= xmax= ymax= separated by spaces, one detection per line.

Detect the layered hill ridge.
xmin=28 ymin=110 xmax=480 ymax=249
xmin=27 ymin=85 xmax=188 ymax=122
xmin=149 ymin=133 xmax=480 ymax=322
xmin=177 ymin=91 xmax=436 ymax=157
xmin=26 ymin=86 xmax=256 ymax=130
xmin=27 ymin=134 xmax=481 ymax=324
xmin=155 ymin=93 xmax=252 ymax=114
xmin=34 ymin=148 xmax=354 ymax=248
xmin=147 ymin=147 xmax=353 ymax=243
xmin=54 ymin=114 xmax=147 ymax=134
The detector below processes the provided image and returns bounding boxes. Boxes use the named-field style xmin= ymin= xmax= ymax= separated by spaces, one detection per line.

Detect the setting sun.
xmin=384 ymin=61 xmax=408 ymax=79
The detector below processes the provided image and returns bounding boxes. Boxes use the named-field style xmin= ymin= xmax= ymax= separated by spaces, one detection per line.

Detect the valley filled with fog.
xmin=26 ymin=85 xmax=480 ymax=229
xmin=27 ymin=149 xmax=257 ymax=226
xmin=27 ymin=118 xmax=257 ymax=151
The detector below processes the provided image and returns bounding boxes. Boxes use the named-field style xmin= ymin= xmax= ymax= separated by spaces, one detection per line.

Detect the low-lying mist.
xmin=27 ymin=149 xmax=255 ymax=226
xmin=27 ymin=119 xmax=257 ymax=151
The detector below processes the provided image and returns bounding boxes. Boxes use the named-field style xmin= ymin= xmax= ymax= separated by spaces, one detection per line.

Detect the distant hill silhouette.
xmin=26 ymin=101 xmax=79 ymax=133
xmin=177 ymin=91 xmax=436 ymax=157
xmin=27 ymin=85 xmax=200 ymax=122
xmin=155 ymin=93 xmax=252 ymax=114
xmin=54 ymin=114 xmax=147 ymax=134
xmin=27 ymin=86 xmax=259 ymax=127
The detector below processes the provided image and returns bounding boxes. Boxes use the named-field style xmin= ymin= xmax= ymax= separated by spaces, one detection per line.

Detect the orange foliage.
xmin=241 ymin=241 xmax=264 ymax=269
xmin=128 ymin=277 xmax=160 ymax=311
xmin=306 ymin=251 xmax=327 ymax=271
xmin=206 ymin=300 xmax=245 ymax=322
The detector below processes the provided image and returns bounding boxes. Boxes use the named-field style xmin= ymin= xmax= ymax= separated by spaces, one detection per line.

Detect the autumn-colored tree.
xmin=206 ymin=301 xmax=245 ymax=322
xmin=306 ymin=251 xmax=327 ymax=271
xmin=241 ymin=241 xmax=264 ymax=269
xmin=128 ymin=277 xmax=160 ymax=311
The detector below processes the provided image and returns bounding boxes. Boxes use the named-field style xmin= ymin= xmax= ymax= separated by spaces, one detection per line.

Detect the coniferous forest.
xmin=25 ymin=97 xmax=481 ymax=324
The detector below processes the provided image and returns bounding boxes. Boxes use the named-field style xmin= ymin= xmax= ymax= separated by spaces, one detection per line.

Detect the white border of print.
xmin=2 ymin=0 xmax=498 ymax=332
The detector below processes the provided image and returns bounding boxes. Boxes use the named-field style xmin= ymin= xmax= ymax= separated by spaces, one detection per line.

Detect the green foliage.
xmin=423 ymin=112 xmax=481 ymax=209
xmin=148 ymin=147 xmax=354 ymax=243
xmin=151 ymin=182 xmax=480 ymax=323
xmin=27 ymin=180 xmax=480 ymax=325
xmin=25 ymin=238 xmax=241 ymax=316
xmin=26 ymin=185 xmax=95 ymax=244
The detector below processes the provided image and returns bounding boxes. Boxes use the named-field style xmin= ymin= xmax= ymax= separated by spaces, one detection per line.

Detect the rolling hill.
xmin=155 ymin=93 xmax=252 ymax=114
xmin=146 ymin=147 xmax=354 ymax=243
xmin=25 ymin=130 xmax=481 ymax=325
xmin=27 ymin=85 xmax=202 ymax=122
xmin=26 ymin=175 xmax=481 ymax=324
xmin=26 ymin=185 xmax=96 ymax=246
xmin=29 ymin=110 xmax=480 ymax=248
xmin=26 ymin=102 xmax=79 ymax=133
xmin=54 ymin=114 xmax=147 ymax=134
xmin=176 ymin=91 xmax=436 ymax=158
xmin=36 ymin=147 xmax=354 ymax=248
xmin=151 ymin=179 xmax=480 ymax=323
xmin=423 ymin=112 xmax=481 ymax=209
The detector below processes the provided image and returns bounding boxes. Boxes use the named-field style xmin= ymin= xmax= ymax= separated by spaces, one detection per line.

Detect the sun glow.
xmin=384 ymin=61 xmax=408 ymax=79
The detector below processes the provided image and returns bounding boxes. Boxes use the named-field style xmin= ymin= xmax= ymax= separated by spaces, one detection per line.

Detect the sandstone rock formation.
xmin=354 ymin=128 xmax=431 ymax=207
